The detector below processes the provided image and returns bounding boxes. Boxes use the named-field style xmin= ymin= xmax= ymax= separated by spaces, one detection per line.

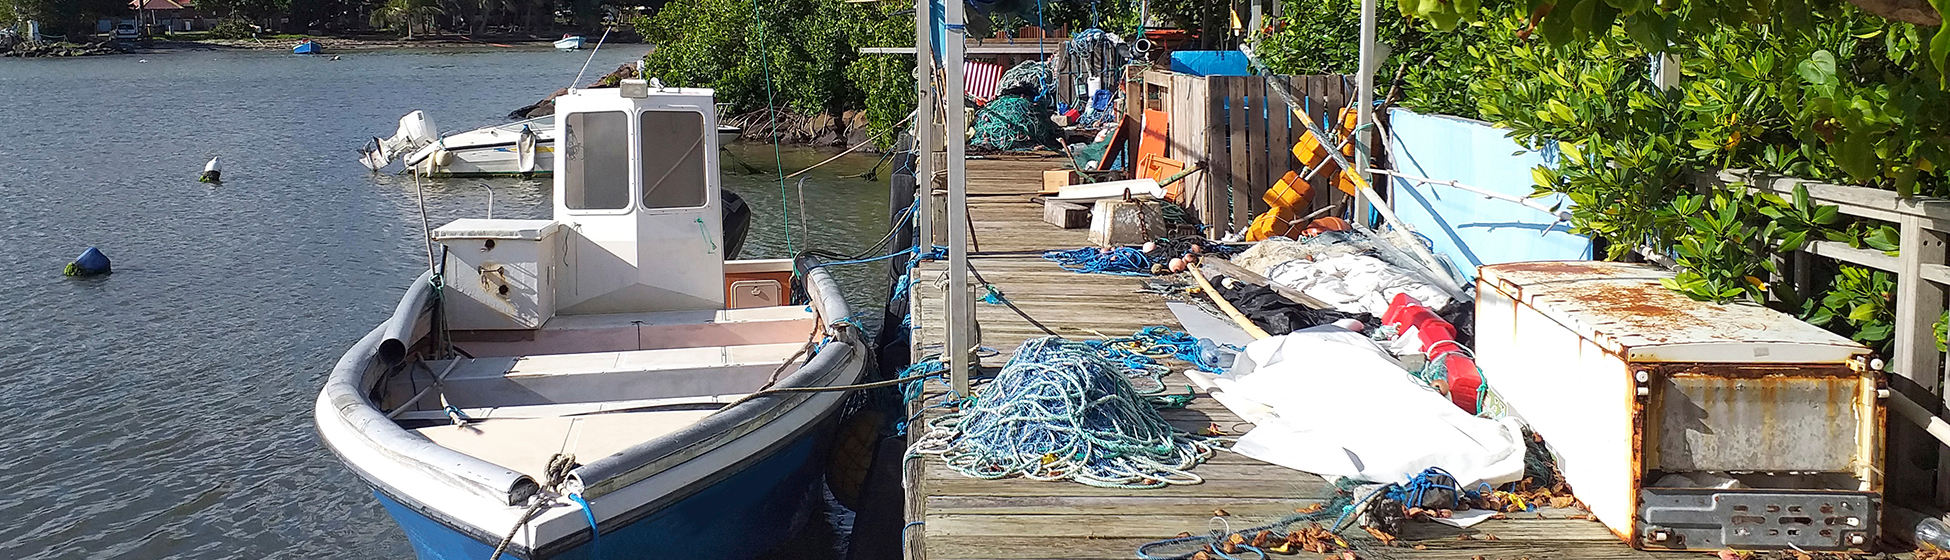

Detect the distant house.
xmin=130 ymin=0 xmax=216 ymax=32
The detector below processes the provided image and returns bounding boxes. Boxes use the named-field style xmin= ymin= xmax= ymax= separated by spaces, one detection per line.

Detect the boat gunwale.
xmin=314 ymin=259 xmax=863 ymax=511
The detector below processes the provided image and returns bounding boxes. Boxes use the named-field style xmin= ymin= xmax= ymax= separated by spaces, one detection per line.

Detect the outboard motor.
xmin=721 ymin=188 xmax=751 ymax=259
xmin=360 ymin=111 xmax=439 ymax=171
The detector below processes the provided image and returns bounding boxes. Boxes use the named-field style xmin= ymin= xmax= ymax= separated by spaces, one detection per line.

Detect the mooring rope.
xmin=487 ymin=453 xmax=580 ymax=560
xmin=909 ymin=336 xmax=1212 ymax=489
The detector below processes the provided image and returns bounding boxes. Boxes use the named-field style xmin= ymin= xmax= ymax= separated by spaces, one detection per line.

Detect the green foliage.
xmin=1257 ymin=0 xmax=1505 ymax=118
xmin=202 ymin=0 xmax=292 ymax=19
xmin=368 ymin=0 xmax=442 ymax=36
xmin=209 ymin=17 xmax=259 ymax=38
xmin=1802 ymin=265 xmax=1897 ymax=353
xmin=1660 ymin=191 xmax=1779 ymax=302
xmin=8 ymin=0 xmax=126 ymax=35
xmin=1657 ymin=184 xmax=1836 ymax=302
xmin=635 ymin=0 xmax=914 ymax=147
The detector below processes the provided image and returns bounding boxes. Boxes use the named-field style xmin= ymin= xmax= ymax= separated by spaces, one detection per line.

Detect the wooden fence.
xmin=1125 ymin=69 xmax=1356 ymax=234
xmin=1720 ymin=169 xmax=1950 ymax=509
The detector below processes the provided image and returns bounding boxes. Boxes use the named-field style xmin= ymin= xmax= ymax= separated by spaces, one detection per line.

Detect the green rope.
xmin=751 ymin=0 xmax=794 ymax=255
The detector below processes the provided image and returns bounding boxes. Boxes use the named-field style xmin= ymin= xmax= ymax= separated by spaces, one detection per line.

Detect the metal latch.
xmin=1638 ymin=488 xmax=1877 ymax=551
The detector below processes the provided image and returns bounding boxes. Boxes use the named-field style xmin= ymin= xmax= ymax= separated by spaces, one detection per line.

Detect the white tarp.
xmin=1264 ymin=253 xmax=1453 ymax=316
xmin=1217 ymin=327 xmax=1525 ymax=487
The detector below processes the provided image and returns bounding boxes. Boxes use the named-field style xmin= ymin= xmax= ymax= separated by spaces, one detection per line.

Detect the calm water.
xmin=0 ymin=47 xmax=890 ymax=558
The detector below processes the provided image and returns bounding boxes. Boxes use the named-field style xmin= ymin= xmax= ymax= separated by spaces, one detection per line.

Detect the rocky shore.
xmin=3 ymin=40 xmax=127 ymax=57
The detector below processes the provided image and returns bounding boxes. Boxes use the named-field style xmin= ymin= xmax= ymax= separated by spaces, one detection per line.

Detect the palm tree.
xmin=369 ymin=0 xmax=442 ymax=36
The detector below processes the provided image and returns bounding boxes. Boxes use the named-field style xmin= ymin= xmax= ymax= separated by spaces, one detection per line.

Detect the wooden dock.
xmin=900 ymin=156 xmax=1669 ymax=560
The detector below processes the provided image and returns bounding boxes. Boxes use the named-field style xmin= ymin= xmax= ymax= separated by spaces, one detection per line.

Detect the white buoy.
xmin=200 ymin=157 xmax=222 ymax=183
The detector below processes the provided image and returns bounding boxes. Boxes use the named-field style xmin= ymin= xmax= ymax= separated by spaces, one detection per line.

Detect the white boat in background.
xmin=362 ymin=111 xmax=743 ymax=177
xmin=555 ymin=35 xmax=585 ymax=50
xmin=320 ymin=83 xmax=865 ymax=560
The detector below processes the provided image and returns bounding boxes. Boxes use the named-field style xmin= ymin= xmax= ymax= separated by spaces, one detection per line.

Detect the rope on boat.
xmin=488 ymin=453 xmax=580 ymax=560
xmin=908 ymin=336 xmax=1213 ymax=489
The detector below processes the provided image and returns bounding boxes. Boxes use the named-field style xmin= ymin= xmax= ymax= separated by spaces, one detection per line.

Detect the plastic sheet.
xmin=1219 ymin=327 xmax=1526 ymax=487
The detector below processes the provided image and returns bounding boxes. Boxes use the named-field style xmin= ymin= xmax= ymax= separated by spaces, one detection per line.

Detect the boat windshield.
xmin=493 ymin=115 xmax=554 ymax=134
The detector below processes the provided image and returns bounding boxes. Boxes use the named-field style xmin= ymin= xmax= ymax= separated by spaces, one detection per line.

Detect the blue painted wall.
xmin=1385 ymin=108 xmax=1592 ymax=280
xmin=1169 ymin=51 xmax=1252 ymax=76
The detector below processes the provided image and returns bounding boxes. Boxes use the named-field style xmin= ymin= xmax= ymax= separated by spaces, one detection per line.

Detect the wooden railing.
xmin=1717 ymin=169 xmax=1950 ymax=508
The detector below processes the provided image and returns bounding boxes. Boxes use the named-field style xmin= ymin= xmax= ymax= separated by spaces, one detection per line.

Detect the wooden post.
xmin=1895 ymin=217 xmax=1950 ymax=507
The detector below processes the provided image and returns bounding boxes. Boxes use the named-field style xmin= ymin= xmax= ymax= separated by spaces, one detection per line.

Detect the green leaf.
xmin=1812 ymin=205 xmax=1841 ymax=225
xmin=1857 ymin=322 xmax=1894 ymax=342
xmin=1797 ymin=50 xmax=1836 ymax=86
xmin=1932 ymin=7 xmax=1950 ymax=85
xmin=1865 ymin=226 xmax=1900 ymax=252
xmin=1849 ymin=303 xmax=1879 ymax=321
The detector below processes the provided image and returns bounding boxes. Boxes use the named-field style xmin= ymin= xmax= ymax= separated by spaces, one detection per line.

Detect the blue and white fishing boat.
xmin=316 ymin=81 xmax=867 ymax=560
xmin=293 ymin=40 xmax=321 ymax=54
xmin=554 ymin=35 xmax=585 ymax=50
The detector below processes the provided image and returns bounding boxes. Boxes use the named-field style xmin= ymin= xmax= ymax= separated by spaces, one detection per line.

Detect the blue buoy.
xmin=65 ymin=247 xmax=111 ymax=276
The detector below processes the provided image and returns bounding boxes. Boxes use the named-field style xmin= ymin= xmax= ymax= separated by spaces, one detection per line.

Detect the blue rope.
xmin=910 ymin=337 xmax=1213 ymax=488
xmin=567 ymin=493 xmax=600 ymax=559
xmin=1042 ymin=246 xmax=1152 ymax=276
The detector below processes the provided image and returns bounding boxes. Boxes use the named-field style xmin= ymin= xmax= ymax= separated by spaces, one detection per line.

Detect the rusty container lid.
xmin=1478 ymin=261 xmax=1868 ymax=364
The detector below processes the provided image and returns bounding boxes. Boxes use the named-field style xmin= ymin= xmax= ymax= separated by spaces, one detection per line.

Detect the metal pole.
xmin=913 ymin=0 xmax=934 ymax=250
xmin=1353 ymin=0 xmax=1377 ymax=228
xmin=945 ymin=0 xmax=973 ymax=396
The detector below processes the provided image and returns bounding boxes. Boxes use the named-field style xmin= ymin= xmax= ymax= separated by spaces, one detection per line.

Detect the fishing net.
xmin=909 ymin=336 xmax=1213 ymax=488
xmin=971 ymin=61 xmax=1061 ymax=152
xmin=970 ymin=96 xmax=1061 ymax=152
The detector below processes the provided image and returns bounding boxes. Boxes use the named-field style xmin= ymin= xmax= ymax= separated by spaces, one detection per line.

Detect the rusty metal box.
xmin=1475 ymin=261 xmax=1883 ymax=552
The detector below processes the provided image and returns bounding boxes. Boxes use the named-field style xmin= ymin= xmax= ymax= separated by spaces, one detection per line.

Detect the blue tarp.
xmin=1169 ymin=51 xmax=1252 ymax=76
xmin=1385 ymin=108 xmax=1592 ymax=281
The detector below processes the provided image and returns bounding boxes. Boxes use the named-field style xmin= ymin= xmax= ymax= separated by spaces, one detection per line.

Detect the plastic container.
xmin=1196 ymin=338 xmax=1237 ymax=372
xmin=1917 ymin=517 xmax=1950 ymax=550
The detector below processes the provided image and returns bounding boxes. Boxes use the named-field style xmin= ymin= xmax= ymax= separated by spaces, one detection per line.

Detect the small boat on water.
xmin=293 ymin=40 xmax=321 ymax=54
xmin=554 ymin=35 xmax=585 ymax=50
xmin=362 ymin=111 xmax=743 ymax=177
xmin=318 ymin=83 xmax=866 ymax=559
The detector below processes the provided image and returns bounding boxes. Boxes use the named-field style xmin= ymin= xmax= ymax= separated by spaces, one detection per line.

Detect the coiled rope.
xmin=909 ymin=337 xmax=1213 ymax=488
xmin=1042 ymin=246 xmax=1151 ymax=276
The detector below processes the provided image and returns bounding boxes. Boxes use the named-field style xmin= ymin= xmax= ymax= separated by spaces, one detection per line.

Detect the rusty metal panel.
xmin=1477 ymin=262 xmax=1866 ymax=364
xmin=1476 ymin=262 xmax=1882 ymax=551
xmin=1649 ymin=372 xmax=1865 ymax=472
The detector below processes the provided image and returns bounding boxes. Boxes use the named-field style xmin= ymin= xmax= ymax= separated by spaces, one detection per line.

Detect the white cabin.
xmin=427 ymin=82 xmax=781 ymax=331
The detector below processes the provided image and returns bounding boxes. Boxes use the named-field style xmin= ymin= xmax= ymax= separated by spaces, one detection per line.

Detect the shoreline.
xmin=146 ymin=36 xmax=609 ymax=52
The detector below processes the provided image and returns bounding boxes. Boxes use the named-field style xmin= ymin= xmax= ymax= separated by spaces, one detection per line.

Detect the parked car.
xmin=112 ymin=22 xmax=139 ymax=41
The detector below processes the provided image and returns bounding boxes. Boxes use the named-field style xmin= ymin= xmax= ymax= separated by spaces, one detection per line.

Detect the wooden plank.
xmin=1325 ymin=75 xmax=1351 ymax=210
xmin=1205 ymin=77 xmax=1233 ymax=232
xmin=1247 ymin=78 xmax=1271 ymax=219
xmin=1184 ymin=75 xmax=1213 ymax=230
xmin=1227 ymin=77 xmax=1252 ymax=233
xmin=1801 ymin=239 xmax=1901 ymax=272
xmin=923 ymin=536 xmax=1665 ymax=560
xmin=1265 ymin=76 xmax=1294 ymax=217
xmin=906 ymin=154 xmax=1677 ymax=560
xmin=1730 ymin=169 xmax=1950 ymax=228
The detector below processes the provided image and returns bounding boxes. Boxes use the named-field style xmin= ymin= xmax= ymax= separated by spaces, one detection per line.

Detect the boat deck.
xmin=901 ymin=156 xmax=1672 ymax=560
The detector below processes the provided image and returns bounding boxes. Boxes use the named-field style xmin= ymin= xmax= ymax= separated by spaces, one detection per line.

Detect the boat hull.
xmin=373 ymin=425 xmax=830 ymax=560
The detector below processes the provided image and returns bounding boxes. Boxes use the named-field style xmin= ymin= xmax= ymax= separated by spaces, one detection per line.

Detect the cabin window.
xmin=638 ymin=111 xmax=708 ymax=209
xmin=562 ymin=111 xmax=631 ymax=211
